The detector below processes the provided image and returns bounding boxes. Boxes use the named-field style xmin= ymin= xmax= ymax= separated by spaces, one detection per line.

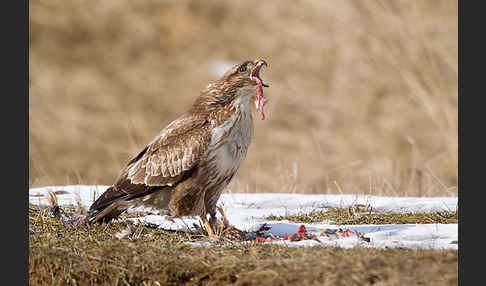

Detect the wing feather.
xmin=126 ymin=114 xmax=210 ymax=186
xmin=89 ymin=114 xmax=210 ymax=214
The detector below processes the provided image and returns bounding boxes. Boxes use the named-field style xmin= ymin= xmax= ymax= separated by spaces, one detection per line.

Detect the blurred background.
xmin=29 ymin=0 xmax=458 ymax=197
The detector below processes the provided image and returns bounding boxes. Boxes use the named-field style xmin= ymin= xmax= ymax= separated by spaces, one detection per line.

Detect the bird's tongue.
xmin=252 ymin=76 xmax=265 ymax=120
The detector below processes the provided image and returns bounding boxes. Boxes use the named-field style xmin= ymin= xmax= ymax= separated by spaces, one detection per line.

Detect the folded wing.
xmin=89 ymin=114 xmax=211 ymax=213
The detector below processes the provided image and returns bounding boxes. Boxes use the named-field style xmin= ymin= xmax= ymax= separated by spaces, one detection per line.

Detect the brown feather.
xmin=87 ymin=59 xmax=268 ymax=225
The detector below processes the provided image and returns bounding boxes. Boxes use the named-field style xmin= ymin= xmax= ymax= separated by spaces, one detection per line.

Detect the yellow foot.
xmin=201 ymin=216 xmax=215 ymax=237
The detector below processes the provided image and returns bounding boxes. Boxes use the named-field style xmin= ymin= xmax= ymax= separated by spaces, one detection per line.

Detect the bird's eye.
xmin=238 ymin=65 xmax=247 ymax=73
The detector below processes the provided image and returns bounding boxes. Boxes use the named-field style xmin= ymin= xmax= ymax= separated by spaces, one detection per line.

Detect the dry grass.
xmin=29 ymin=205 xmax=458 ymax=285
xmin=29 ymin=0 xmax=458 ymax=197
xmin=266 ymin=205 xmax=458 ymax=225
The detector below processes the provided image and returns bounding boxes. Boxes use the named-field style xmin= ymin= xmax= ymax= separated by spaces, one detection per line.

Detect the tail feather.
xmin=87 ymin=184 xmax=163 ymax=224
xmin=88 ymin=186 xmax=130 ymax=224
xmin=88 ymin=206 xmax=127 ymax=224
xmin=87 ymin=200 xmax=130 ymax=224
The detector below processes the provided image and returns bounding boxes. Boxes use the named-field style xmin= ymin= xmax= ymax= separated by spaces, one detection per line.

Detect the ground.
xmin=29 ymin=185 xmax=458 ymax=285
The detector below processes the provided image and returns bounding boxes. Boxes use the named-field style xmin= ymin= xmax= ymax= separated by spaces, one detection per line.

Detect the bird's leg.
xmin=200 ymin=215 xmax=215 ymax=237
xmin=209 ymin=211 xmax=224 ymax=235
xmin=209 ymin=214 xmax=218 ymax=229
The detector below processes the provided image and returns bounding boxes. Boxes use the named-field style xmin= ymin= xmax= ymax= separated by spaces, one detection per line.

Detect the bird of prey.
xmin=87 ymin=59 xmax=269 ymax=236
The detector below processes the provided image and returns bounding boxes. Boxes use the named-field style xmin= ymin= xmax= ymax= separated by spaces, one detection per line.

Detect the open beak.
xmin=251 ymin=59 xmax=269 ymax=120
xmin=251 ymin=59 xmax=269 ymax=87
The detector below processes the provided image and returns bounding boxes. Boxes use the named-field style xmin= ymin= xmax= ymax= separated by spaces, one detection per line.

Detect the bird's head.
xmin=201 ymin=59 xmax=269 ymax=120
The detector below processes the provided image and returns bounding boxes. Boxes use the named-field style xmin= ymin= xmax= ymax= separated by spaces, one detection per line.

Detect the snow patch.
xmin=29 ymin=185 xmax=458 ymax=250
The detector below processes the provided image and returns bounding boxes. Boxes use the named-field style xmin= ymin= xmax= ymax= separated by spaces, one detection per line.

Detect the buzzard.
xmin=87 ymin=59 xmax=269 ymax=236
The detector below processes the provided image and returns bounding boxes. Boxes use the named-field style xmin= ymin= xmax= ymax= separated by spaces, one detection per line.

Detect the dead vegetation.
xmin=29 ymin=0 xmax=458 ymax=197
xmin=266 ymin=204 xmax=458 ymax=225
xmin=29 ymin=204 xmax=457 ymax=285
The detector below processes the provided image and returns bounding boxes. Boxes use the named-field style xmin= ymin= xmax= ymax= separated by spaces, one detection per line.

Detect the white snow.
xmin=29 ymin=185 xmax=458 ymax=250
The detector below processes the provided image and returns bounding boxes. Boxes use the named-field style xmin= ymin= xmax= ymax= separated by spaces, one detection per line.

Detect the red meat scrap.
xmin=253 ymin=224 xmax=370 ymax=244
